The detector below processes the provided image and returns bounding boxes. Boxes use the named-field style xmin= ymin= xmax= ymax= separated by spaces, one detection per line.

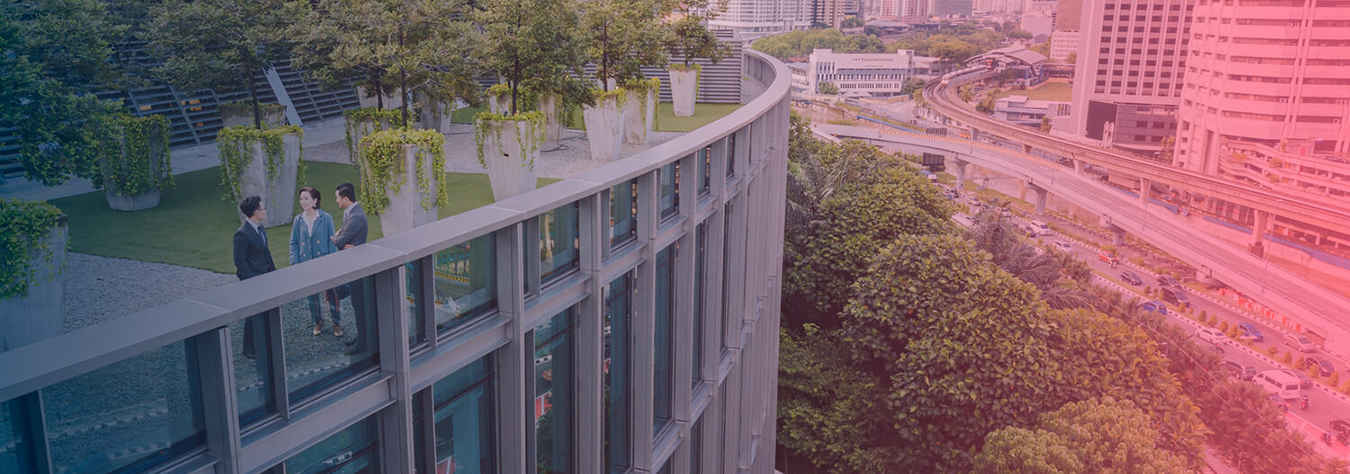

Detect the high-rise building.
xmin=932 ymin=0 xmax=973 ymax=17
xmin=974 ymin=0 xmax=1022 ymax=14
xmin=1175 ymin=2 xmax=1350 ymax=209
xmin=1050 ymin=30 xmax=1079 ymax=62
xmin=709 ymin=0 xmax=811 ymax=39
xmin=900 ymin=0 xmax=929 ymax=20
xmin=1050 ymin=0 xmax=1081 ymax=63
xmin=1069 ymin=0 xmax=1196 ymax=155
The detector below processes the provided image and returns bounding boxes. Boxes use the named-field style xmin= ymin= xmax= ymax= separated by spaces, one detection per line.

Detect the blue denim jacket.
xmin=289 ymin=210 xmax=339 ymax=265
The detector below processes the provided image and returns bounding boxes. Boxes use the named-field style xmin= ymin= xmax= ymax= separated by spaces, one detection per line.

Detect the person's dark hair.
xmin=300 ymin=186 xmax=321 ymax=209
xmin=336 ymin=183 xmax=356 ymax=203
xmin=239 ymin=196 xmax=263 ymax=218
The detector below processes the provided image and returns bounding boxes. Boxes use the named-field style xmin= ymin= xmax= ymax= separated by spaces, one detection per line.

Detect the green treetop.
xmin=666 ymin=0 xmax=729 ymax=67
xmin=146 ymin=0 xmax=308 ymax=130
xmin=477 ymin=0 xmax=588 ymax=114
xmin=974 ymin=397 xmax=1192 ymax=474
xmin=579 ymin=0 xmax=671 ymax=91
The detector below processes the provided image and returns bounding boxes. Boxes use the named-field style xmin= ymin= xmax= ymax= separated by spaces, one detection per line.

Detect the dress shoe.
xmin=313 ymin=322 xmax=322 ymax=336
xmin=333 ymin=324 xmax=343 ymax=337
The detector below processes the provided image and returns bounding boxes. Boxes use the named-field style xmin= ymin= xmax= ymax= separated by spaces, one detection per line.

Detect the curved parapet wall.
xmin=0 ymin=51 xmax=791 ymax=474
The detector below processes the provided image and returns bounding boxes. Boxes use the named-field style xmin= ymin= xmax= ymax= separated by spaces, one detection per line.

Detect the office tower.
xmin=1174 ymin=2 xmax=1350 ymax=208
xmin=816 ymin=0 xmax=847 ymax=29
xmin=932 ymin=0 xmax=974 ymax=17
xmin=1069 ymin=0 xmax=1196 ymax=155
xmin=1050 ymin=0 xmax=1081 ymax=62
xmin=709 ymin=0 xmax=811 ymax=39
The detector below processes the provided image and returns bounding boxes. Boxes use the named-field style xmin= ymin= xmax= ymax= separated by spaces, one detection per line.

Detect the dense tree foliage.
xmin=665 ymin=0 xmax=730 ymax=67
xmin=751 ymin=28 xmax=885 ymax=60
xmin=974 ymin=397 xmax=1191 ymax=474
xmin=885 ymin=26 xmax=1007 ymax=63
xmin=579 ymin=0 xmax=669 ymax=90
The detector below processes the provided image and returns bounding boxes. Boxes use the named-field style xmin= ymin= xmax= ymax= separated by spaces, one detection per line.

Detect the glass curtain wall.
xmin=603 ymin=273 xmax=633 ymax=472
xmin=693 ymin=223 xmax=706 ymax=387
xmin=534 ymin=308 xmax=575 ymax=474
xmin=433 ymin=234 xmax=498 ymax=334
xmin=653 ymin=246 xmax=675 ymax=435
xmin=611 ymin=180 xmax=637 ymax=248
xmin=659 ymin=163 xmax=679 ymax=220
xmin=541 ymin=204 xmax=581 ymax=285
xmin=432 ymin=356 xmax=495 ymax=474
xmin=275 ymin=416 xmax=380 ymax=473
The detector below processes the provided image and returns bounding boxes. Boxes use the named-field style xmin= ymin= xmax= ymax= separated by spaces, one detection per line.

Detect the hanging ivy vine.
xmin=621 ymin=78 xmax=662 ymax=132
xmin=344 ymin=107 xmax=410 ymax=165
xmin=95 ymin=114 xmax=173 ymax=196
xmin=486 ymin=83 xmax=538 ymax=113
xmin=217 ymin=125 xmax=306 ymax=202
xmin=0 ymin=199 xmax=65 ymax=299
xmin=358 ymin=129 xmax=449 ymax=215
xmin=474 ymin=111 xmax=546 ymax=170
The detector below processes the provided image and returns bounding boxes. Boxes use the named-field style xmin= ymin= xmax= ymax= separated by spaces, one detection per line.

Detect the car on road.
xmin=1157 ymin=275 xmax=1182 ymax=291
xmin=1281 ymin=369 xmax=1314 ymax=389
xmin=1119 ymin=271 xmax=1143 ymax=286
xmin=968 ymin=197 xmax=984 ymax=210
xmin=1022 ymin=224 xmax=1038 ymax=238
xmin=1052 ymin=241 xmax=1072 ymax=253
xmin=1306 ymin=356 xmax=1336 ymax=377
xmin=1031 ymin=220 xmax=1053 ymax=236
xmin=1140 ymin=301 xmax=1168 ymax=315
xmin=1098 ymin=251 xmax=1120 ymax=266
xmin=1221 ymin=359 xmax=1256 ymax=381
xmin=1267 ymin=394 xmax=1290 ymax=412
xmin=1160 ymin=287 xmax=1190 ymax=309
xmin=1284 ymin=333 xmax=1317 ymax=353
xmin=1236 ymin=323 xmax=1264 ymax=342
xmin=1331 ymin=419 xmax=1350 ymax=435
xmin=1196 ymin=327 xmax=1228 ymax=345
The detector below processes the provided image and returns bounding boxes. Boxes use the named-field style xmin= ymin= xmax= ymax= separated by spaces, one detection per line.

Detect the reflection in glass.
xmin=722 ymin=201 xmax=735 ymax=349
xmin=727 ymin=133 xmax=736 ymax=177
xmin=689 ymin=417 xmax=703 ymax=474
xmin=660 ymin=162 xmax=679 ymax=219
xmin=534 ymin=308 xmax=575 ymax=474
xmin=43 ymin=341 xmax=204 ymax=474
xmin=434 ymin=235 xmax=498 ymax=334
xmin=433 ymin=356 xmax=495 ymax=474
xmin=541 ymin=204 xmax=580 ymax=285
xmin=657 ymin=460 xmax=672 ymax=474
xmin=231 ymin=313 xmax=275 ymax=428
xmin=283 ymin=276 xmax=379 ymax=405
xmin=611 ymin=180 xmax=637 ymax=248
xmin=653 ymin=246 xmax=675 ymax=435
xmin=693 ymin=223 xmax=706 ymax=387
xmin=406 ymin=260 xmax=426 ymax=347
xmin=0 ymin=397 xmax=37 ymax=473
xmin=604 ymin=273 xmax=633 ymax=472
xmin=698 ymin=146 xmax=710 ymax=195
xmin=280 ymin=416 xmax=379 ymax=473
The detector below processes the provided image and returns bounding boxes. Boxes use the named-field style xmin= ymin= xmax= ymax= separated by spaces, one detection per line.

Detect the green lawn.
xmin=990 ymin=82 xmax=1073 ymax=102
xmin=49 ymin=162 xmax=559 ymax=274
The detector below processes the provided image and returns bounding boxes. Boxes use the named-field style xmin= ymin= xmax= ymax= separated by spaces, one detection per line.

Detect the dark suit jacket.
xmin=234 ymin=221 xmax=277 ymax=280
xmin=334 ymin=203 xmax=368 ymax=249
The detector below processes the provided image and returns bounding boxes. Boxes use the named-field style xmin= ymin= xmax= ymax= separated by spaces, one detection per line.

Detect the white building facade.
xmin=710 ymin=0 xmax=811 ymax=39
xmin=808 ymin=49 xmax=919 ymax=97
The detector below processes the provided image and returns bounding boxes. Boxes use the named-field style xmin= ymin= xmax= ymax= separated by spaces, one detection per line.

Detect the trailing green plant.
xmin=474 ymin=111 xmax=547 ymax=170
xmin=621 ymin=77 xmax=661 ymax=131
xmin=0 ymin=199 xmax=65 ymax=299
xmin=486 ymin=83 xmax=540 ymax=112
xmin=217 ymin=125 xmax=305 ymax=201
xmin=95 ymin=114 xmax=174 ymax=196
xmin=592 ymin=87 xmax=628 ymax=107
xmin=357 ymin=129 xmax=449 ymax=215
xmin=344 ymin=107 xmax=411 ymax=164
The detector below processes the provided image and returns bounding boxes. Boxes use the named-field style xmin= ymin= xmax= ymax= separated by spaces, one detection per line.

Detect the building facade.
xmin=710 ymin=0 xmax=811 ymax=39
xmin=1173 ymin=1 xmax=1350 ymax=247
xmin=1050 ymin=29 xmax=1079 ymax=63
xmin=1069 ymin=0 xmax=1196 ymax=155
xmin=932 ymin=0 xmax=974 ymax=17
xmin=0 ymin=52 xmax=791 ymax=474
xmin=994 ymin=95 xmax=1071 ymax=127
xmin=808 ymin=49 xmax=920 ymax=96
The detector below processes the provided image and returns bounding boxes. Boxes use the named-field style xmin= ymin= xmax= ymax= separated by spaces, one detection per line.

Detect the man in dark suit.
xmin=332 ymin=183 xmax=372 ymax=355
xmin=234 ymin=196 xmax=275 ymax=359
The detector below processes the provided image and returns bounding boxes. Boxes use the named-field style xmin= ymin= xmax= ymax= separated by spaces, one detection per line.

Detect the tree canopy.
xmin=974 ymin=397 xmax=1192 ymax=474
xmin=751 ymin=28 xmax=885 ymax=60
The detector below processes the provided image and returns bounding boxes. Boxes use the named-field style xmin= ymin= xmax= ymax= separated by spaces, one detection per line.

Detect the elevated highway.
xmin=814 ymin=122 xmax=1350 ymax=355
xmin=923 ymin=75 xmax=1350 ymax=237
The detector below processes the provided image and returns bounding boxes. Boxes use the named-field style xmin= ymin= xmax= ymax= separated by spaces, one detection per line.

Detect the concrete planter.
xmin=417 ymin=94 xmax=456 ymax=134
xmin=487 ymin=92 xmax=513 ymax=115
xmin=669 ymin=67 xmax=699 ymax=117
xmin=375 ymin=144 xmax=440 ymax=236
xmin=478 ymin=119 xmax=540 ymax=201
xmin=357 ymin=85 xmax=403 ymax=110
xmin=220 ymin=103 xmax=287 ymax=129
xmin=345 ymin=116 xmax=394 ymax=165
xmin=105 ymin=189 xmax=161 ymax=211
xmin=623 ymin=88 xmax=656 ymax=145
xmin=0 ymin=217 xmax=66 ymax=353
xmin=583 ymin=96 xmax=624 ymax=161
xmin=232 ymin=132 xmax=303 ymax=228
xmin=539 ymin=94 xmax=564 ymax=150
xmin=101 ymin=120 xmax=170 ymax=211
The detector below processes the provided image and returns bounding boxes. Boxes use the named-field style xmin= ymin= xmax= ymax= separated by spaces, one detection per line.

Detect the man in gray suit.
xmin=332 ymin=183 xmax=372 ymax=355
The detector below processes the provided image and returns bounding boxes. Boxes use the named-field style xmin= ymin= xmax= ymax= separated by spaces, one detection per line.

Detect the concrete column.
xmin=952 ymin=158 xmax=969 ymax=190
xmin=1074 ymin=159 xmax=1085 ymax=174
xmin=1138 ymin=178 xmax=1151 ymax=205
xmin=970 ymin=127 xmax=980 ymax=142
xmin=1023 ymin=143 xmax=1033 ymax=155
xmin=1253 ymin=209 xmax=1270 ymax=247
xmin=1112 ymin=226 xmax=1127 ymax=245
xmin=1028 ymin=184 xmax=1048 ymax=215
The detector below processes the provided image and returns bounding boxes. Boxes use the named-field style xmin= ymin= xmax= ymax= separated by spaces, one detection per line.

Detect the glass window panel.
xmin=434 ymin=235 xmax=498 ymax=334
xmin=406 ymin=260 xmax=426 ymax=347
xmin=610 ymin=180 xmax=637 ymax=249
xmin=534 ymin=308 xmax=575 ymax=474
xmin=413 ymin=391 xmax=428 ymax=474
xmin=653 ymin=246 xmax=675 ymax=435
xmin=0 ymin=397 xmax=38 ymax=474
xmin=659 ymin=162 xmax=679 ymax=219
xmin=231 ymin=313 xmax=275 ymax=428
xmin=689 ymin=417 xmax=703 ymax=474
xmin=43 ymin=341 xmax=205 ymax=474
xmin=656 ymin=460 xmax=672 ymax=474
xmin=541 ymin=204 xmax=580 ymax=285
xmin=722 ymin=202 xmax=735 ymax=349
xmin=433 ymin=356 xmax=495 ymax=474
xmin=698 ymin=146 xmax=710 ymax=195
xmin=693 ymin=224 xmax=706 ymax=387
xmin=604 ymin=273 xmax=633 ymax=473
xmin=280 ymin=416 xmax=379 ymax=474
xmin=282 ymin=275 xmax=379 ymax=405
xmin=727 ymin=134 xmax=736 ymax=177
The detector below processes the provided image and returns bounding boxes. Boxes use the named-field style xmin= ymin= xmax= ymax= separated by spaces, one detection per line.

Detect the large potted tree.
xmin=665 ymin=0 xmax=730 ymax=117
xmin=96 ymin=114 xmax=174 ymax=211
xmin=147 ymin=0 xmax=307 ymax=227
xmin=0 ymin=199 xmax=67 ymax=353
xmin=580 ymin=0 xmax=671 ymax=153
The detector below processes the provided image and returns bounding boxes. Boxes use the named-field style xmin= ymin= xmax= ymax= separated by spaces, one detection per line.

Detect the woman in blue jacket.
xmin=290 ymin=186 xmax=342 ymax=336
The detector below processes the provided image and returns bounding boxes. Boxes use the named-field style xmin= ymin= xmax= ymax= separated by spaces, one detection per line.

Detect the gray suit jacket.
xmin=334 ymin=203 xmax=368 ymax=249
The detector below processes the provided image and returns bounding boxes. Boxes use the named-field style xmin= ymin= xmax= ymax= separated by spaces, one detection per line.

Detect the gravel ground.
xmin=63 ymin=253 xmax=238 ymax=333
